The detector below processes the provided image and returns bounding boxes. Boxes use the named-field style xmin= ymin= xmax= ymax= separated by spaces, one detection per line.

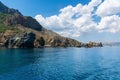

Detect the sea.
xmin=0 ymin=46 xmax=120 ymax=80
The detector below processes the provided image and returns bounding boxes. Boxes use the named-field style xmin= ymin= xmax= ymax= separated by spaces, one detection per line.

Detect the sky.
xmin=0 ymin=0 xmax=120 ymax=42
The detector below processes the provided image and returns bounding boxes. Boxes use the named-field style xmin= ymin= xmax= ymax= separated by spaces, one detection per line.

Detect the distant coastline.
xmin=103 ymin=42 xmax=120 ymax=46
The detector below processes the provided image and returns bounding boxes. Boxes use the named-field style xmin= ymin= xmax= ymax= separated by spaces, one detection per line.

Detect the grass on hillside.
xmin=0 ymin=12 xmax=22 ymax=33
xmin=0 ymin=24 xmax=22 ymax=33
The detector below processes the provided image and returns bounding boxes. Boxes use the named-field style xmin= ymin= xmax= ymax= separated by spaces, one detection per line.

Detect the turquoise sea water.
xmin=0 ymin=47 xmax=120 ymax=80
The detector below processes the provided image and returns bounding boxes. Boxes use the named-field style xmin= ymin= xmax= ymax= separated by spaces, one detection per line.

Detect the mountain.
xmin=0 ymin=1 xmax=102 ymax=48
xmin=0 ymin=1 xmax=21 ymax=15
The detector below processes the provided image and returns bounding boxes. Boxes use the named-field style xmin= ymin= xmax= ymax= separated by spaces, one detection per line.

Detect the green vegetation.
xmin=0 ymin=12 xmax=22 ymax=33
xmin=0 ymin=24 xmax=21 ymax=33
xmin=0 ymin=12 xmax=13 ymax=23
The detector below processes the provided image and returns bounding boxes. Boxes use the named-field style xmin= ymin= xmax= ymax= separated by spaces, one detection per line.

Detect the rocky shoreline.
xmin=0 ymin=31 xmax=103 ymax=48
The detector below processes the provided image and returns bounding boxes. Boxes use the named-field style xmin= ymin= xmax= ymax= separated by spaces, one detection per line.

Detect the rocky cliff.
xmin=0 ymin=1 xmax=102 ymax=48
xmin=0 ymin=1 xmax=21 ymax=15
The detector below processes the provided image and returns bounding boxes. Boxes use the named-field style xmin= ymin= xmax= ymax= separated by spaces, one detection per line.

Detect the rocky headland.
xmin=0 ymin=1 xmax=103 ymax=48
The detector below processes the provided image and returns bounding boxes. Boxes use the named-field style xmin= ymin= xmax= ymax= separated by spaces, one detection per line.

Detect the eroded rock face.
xmin=46 ymin=36 xmax=82 ymax=47
xmin=16 ymin=32 xmax=36 ymax=48
xmin=3 ymin=32 xmax=36 ymax=48
xmin=0 ymin=30 xmax=83 ymax=48
xmin=0 ymin=31 xmax=46 ymax=48
xmin=0 ymin=30 xmax=103 ymax=48
xmin=34 ymin=37 xmax=45 ymax=48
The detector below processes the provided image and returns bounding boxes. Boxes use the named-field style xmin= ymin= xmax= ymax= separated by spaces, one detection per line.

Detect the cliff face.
xmin=0 ymin=1 xmax=102 ymax=48
xmin=0 ymin=29 xmax=82 ymax=48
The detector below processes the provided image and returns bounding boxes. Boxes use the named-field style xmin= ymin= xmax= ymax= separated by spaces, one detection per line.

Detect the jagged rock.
xmin=4 ymin=32 xmax=36 ymax=48
xmin=34 ymin=37 xmax=45 ymax=48
xmin=16 ymin=32 xmax=36 ymax=48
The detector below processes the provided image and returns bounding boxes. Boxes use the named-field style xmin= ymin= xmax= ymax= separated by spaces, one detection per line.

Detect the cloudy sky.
xmin=1 ymin=0 xmax=120 ymax=42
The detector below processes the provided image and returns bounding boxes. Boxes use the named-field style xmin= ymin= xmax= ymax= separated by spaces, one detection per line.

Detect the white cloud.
xmin=35 ymin=0 xmax=120 ymax=39
xmin=96 ymin=0 xmax=120 ymax=17
xmin=89 ymin=0 xmax=102 ymax=7
xmin=97 ymin=15 xmax=120 ymax=33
